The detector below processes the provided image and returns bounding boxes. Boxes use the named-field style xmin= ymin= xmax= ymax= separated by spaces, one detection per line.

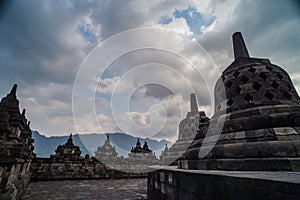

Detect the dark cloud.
xmin=89 ymin=0 xmax=149 ymax=39
xmin=144 ymin=83 xmax=173 ymax=99
xmin=104 ymin=48 xmax=212 ymax=106
xmin=0 ymin=1 xmax=91 ymax=87
xmin=197 ymin=0 xmax=300 ymax=72
xmin=0 ymin=0 xmax=299 ymax=137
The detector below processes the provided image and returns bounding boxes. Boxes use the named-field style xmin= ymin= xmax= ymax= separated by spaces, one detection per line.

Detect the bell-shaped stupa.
xmin=180 ymin=32 xmax=300 ymax=171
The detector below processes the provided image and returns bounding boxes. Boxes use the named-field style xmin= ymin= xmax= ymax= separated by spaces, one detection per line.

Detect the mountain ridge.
xmin=32 ymin=131 xmax=172 ymax=158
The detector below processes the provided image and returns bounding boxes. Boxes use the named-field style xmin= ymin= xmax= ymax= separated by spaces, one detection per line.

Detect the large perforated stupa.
xmin=180 ymin=32 xmax=300 ymax=171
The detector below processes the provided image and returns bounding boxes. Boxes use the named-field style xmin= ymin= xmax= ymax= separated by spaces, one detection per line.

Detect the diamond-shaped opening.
xmin=222 ymin=76 xmax=226 ymax=81
xmin=249 ymin=67 xmax=256 ymax=73
xmin=252 ymin=82 xmax=262 ymax=91
xmin=259 ymin=72 xmax=268 ymax=81
xmin=227 ymin=99 xmax=233 ymax=106
xmin=284 ymin=91 xmax=292 ymax=100
xmin=225 ymin=81 xmax=233 ymax=88
xmin=266 ymin=65 xmax=273 ymax=71
xmin=240 ymin=75 xmax=249 ymax=84
xmin=233 ymin=71 xmax=240 ymax=77
xmin=244 ymin=93 xmax=253 ymax=103
xmin=235 ymin=86 xmax=242 ymax=94
xmin=287 ymin=84 xmax=292 ymax=90
xmin=276 ymin=73 xmax=283 ymax=80
xmin=271 ymin=81 xmax=279 ymax=89
xmin=264 ymin=91 xmax=274 ymax=100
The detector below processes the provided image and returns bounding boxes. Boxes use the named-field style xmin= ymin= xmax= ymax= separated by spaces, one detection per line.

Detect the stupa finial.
xmin=233 ymin=32 xmax=250 ymax=59
xmin=190 ymin=93 xmax=198 ymax=112
xmin=10 ymin=84 xmax=17 ymax=96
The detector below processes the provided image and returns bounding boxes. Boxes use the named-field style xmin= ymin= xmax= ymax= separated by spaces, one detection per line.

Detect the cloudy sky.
xmin=0 ymin=0 xmax=299 ymax=142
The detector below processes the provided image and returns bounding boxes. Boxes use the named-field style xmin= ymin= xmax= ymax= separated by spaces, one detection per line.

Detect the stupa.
xmin=95 ymin=134 xmax=119 ymax=163
xmin=160 ymin=94 xmax=209 ymax=165
xmin=180 ymin=32 xmax=300 ymax=171
xmin=50 ymin=134 xmax=82 ymax=161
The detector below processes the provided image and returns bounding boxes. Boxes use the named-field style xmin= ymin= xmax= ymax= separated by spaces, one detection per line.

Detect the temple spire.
xmin=233 ymin=32 xmax=249 ymax=59
xmin=10 ymin=84 xmax=17 ymax=96
xmin=66 ymin=133 xmax=74 ymax=146
xmin=22 ymin=109 xmax=26 ymax=116
xmin=190 ymin=93 xmax=198 ymax=113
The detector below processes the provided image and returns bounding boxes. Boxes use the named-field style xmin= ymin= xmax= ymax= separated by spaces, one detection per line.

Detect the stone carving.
xmin=180 ymin=32 xmax=300 ymax=171
xmin=0 ymin=84 xmax=35 ymax=199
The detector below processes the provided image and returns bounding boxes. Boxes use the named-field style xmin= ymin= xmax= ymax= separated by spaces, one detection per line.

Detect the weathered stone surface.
xmin=233 ymin=32 xmax=250 ymax=59
xmin=0 ymin=85 xmax=34 ymax=200
xmin=181 ymin=32 xmax=300 ymax=171
xmin=148 ymin=167 xmax=300 ymax=200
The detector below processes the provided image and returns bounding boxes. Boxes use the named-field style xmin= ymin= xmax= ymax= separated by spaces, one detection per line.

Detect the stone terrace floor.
xmin=26 ymin=178 xmax=147 ymax=200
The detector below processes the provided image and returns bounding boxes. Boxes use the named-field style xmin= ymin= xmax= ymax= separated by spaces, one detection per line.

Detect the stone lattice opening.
xmin=276 ymin=73 xmax=283 ymax=80
xmin=284 ymin=91 xmax=292 ymax=100
xmin=259 ymin=72 xmax=268 ymax=81
xmin=227 ymin=99 xmax=234 ymax=106
xmin=225 ymin=81 xmax=233 ymax=88
xmin=248 ymin=67 xmax=256 ymax=73
xmin=235 ymin=86 xmax=242 ymax=94
xmin=244 ymin=93 xmax=253 ymax=103
xmin=265 ymin=65 xmax=273 ymax=71
xmin=233 ymin=71 xmax=240 ymax=77
xmin=264 ymin=91 xmax=274 ymax=100
xmin=252 ymin=82 xmax=262 ymax=91
xmin=240 ymin=75 xmax=249 ymax=84
xmin=271 ymin=81 xmax=279 ymax=89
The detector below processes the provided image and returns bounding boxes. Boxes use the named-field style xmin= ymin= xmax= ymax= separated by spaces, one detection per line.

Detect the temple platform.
xmin=147 ymin=166 xmax=300 ymax=200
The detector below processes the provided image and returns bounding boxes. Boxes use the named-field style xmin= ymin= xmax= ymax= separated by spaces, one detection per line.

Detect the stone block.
xmin=244 ymin=141 xmax=271 ymax=157
xmin=269 ymin=141 xmax=296 ymax=157
xmin=223 ymin=143 xmax=244 ymax=158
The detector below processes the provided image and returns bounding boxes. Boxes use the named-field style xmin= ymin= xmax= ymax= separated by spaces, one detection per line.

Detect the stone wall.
xmin=30 ymin=134 xmax=149 ymax=181
xmin=31 ymin=158 xmax=147 ymax=181
xmin=147 ymin=167 xmax=300 ymax=200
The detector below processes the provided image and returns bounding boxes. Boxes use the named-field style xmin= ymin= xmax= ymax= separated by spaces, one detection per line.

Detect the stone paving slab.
xmin=27 ymin=178 xmax=147 ymax=200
